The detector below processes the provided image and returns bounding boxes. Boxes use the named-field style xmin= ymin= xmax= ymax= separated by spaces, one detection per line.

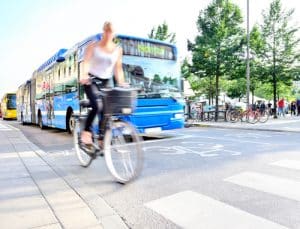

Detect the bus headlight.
xmin=174 ymin=113 xmax=184 ymax=119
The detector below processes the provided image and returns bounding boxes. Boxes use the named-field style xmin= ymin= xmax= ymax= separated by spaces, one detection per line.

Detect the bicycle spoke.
xmin=105 ymin=120 xmax=143 ymax=183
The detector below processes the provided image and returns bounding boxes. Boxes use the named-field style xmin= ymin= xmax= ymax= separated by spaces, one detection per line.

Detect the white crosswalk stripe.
xmin=224 ymin=171 xmax=300 ymax=201
xmin=145 ymin=158 xmax=300 ymax=229
xmin=145 ymin=190 xmax=288 ymax=229
xmin=270 ymin=159 xmax=300 ymax=171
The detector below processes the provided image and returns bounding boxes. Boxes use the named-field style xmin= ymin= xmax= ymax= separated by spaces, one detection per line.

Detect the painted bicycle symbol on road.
xmin=144 ymin=141 xmax=241 ymax=158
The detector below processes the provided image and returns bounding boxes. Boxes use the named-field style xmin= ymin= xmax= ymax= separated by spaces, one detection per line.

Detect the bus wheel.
xmin=38 ymin=115 xmax=44 ymax=129
xmin=67 ymin=111 xmax=75 ymax=134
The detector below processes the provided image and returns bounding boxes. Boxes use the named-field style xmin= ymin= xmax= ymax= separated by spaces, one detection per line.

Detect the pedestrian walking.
xmin=297 ymin=98 xmax=300 ymax=116
xmin=267 ymin=101 xmax=272 ymax=115
xmin=291 ymin=101 xmax=296 ymax=116
xmin=259 ymin=101 xmax=266 ymax=114
xmin=278 ymin=98 xmax=285 ymax=117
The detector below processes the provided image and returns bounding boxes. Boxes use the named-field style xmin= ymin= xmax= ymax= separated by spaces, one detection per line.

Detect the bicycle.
xmin=203 ymin=110 xmax=215 ymax=121
xmin=258 ymin=109 xmax=270 ymax=123
xmin=73 ymin=78 xmax=143 ymax=184
xmin=229 ymin=107 xmax=260 ymax=124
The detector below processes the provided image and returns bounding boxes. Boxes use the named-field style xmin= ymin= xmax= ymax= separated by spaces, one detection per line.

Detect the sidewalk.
xmin=0 ymin=121 xmax=128 ymax=229
xmin=187 ymin=115 xmax=300 ymax=133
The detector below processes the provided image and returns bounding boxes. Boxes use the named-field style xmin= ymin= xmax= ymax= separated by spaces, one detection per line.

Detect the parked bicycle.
xmin=73 ymin=77 xmax=143 ymax=184
xmin=257 ymin=108 xmax=270 ymax=123
xmin=229 ymin=107 xmax=260 ymax=124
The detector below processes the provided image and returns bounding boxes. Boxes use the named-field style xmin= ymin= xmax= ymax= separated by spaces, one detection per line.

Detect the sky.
xmin=0 ymin=0 xmax=299 ymax=98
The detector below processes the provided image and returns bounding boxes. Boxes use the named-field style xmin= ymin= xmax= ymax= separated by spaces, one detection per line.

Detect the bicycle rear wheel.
xmin=104 ymin=120 xmax=143 ymax=184
xmin=246 ymin=111 xmax=260 ymax=124
xmin=73 ymin=118 xmax=94 ymax=167
xmin=229 ymin=110 xmax=240 ymax=123
xmin=258 ymin=110 xmax=269 ymax=123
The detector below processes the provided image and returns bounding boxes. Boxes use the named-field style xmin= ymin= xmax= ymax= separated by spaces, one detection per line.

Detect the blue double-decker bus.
xmin=17 ymin=34 xmax=184 ymax=134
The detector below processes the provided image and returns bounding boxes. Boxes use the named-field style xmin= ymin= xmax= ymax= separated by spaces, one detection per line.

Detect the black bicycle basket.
xmin=103 ymin=87 xmax=137 ymax=115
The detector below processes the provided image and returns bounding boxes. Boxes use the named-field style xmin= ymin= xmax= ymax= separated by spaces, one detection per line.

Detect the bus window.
xmin=58 ymin=69 xmax=61 ymax=81
xmin=73 ymin=53 xmax=77 ymax=72
xmin=7 ymin=94 xmax=16 ymax=109
xmin=64 ymin=66 xmax=66 ymax=78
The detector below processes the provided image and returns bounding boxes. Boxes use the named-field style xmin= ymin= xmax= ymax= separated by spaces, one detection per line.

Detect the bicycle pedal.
xmin=97 ymin=151 xmax=104 ymax=157
xmin=80 ymin=144 xmax=95 ymax=154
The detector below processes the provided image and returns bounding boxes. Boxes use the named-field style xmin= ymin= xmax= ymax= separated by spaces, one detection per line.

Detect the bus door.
xmin=24 ymin=82 xmax=31 ymax=122
xmin=30 ymin=78 xmax=36 ymax=124
xmin=46 ymin=72 xmax=55 ymax=126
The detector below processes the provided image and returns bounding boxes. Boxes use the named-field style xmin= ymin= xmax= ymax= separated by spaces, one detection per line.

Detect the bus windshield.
xmin=7 ymin=94 xmax=16 ymax=109
xmin=122 ymin=55 xmax=181 ymax=99
xmin=119 ymin=37 xmax=181 ymax=99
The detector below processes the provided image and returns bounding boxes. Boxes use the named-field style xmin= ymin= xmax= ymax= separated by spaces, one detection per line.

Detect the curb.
xmin=187 ymin=123 xmax=300 ymax=133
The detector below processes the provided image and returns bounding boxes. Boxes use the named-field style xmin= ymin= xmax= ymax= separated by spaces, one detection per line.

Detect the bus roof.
xmin=37 ymin=48 xmax=67 ymax=72
xmin=36 ymin=34 xmax=177 ymax=73
xmin=77 ymin=33 xmax=177 ymax=49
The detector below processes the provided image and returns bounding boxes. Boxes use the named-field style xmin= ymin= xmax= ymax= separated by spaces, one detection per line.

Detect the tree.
xmin=223 ymin=78 xmax=246 ymax=101
xmin=153 ymin=74 xmax=162 ymax=83
xmin=148 ymin=21 xmax=176 ymax=44
xmin=260 ymin=0 xmax=300 ymax=117
xmin=181 ymin=58 xmax=192 ymax=79
xmin=189 ymin=0 xmax=244 ymax=120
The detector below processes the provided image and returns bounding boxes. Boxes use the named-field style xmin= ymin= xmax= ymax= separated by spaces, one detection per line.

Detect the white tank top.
xmin=88 ymin=45 xmax=119 ymax=79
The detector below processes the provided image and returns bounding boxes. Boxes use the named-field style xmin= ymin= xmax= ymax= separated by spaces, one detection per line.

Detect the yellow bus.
xmin=1 ymin=93 xmax=17 ymax=120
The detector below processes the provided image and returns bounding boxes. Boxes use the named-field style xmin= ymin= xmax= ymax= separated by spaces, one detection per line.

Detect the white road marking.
xmin=270 ymin=160 xmax=300 ymax=171
xmin=224 ymin=172 xmax=300 ymax=201
xmin=143 ymin=145 xmax=242 ymax=157
xmin=224 ymin=133 xmax=272 ymax=138
xmin=198 ymin=136 xmax=272 ymax=145
xmin=145 ymin=191 xmax=288 ymax=229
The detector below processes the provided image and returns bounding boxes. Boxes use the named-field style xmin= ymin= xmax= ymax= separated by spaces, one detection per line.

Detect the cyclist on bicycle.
xmin=80 ymin=21 xmax=127 ymax=145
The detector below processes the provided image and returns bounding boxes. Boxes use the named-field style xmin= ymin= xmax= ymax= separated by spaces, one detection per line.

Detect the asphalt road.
xmin=9 ymin=121 xmax=300 ymax=229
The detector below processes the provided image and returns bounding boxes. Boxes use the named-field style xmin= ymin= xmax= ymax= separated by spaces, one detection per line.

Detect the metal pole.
xmin=246 ymin=0 xmax=250 ymax=108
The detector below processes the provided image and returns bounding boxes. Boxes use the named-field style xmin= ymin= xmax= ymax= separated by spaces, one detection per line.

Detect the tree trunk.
xmin=272 ymin=24 xmax=277 ymax=119
xmin=215 ymin=51 xmax=220 ymax=122
xmin=273 ymin=73 xmax=277 ymax=118
xmin=209 ymin=76 xmax=212 ymax=105
xmin=215 ymin=74 xmax=219 ymax=121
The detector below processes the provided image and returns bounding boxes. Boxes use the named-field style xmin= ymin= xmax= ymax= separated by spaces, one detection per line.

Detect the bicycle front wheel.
xmin=73 ymin=118 xmax=93 ymax=167
xmin=246 ymin=111 xmax=260 ymax=124
xmin=258 ymin=110 xmax=269 ymax=123
xmin=104 ymin=120 xmax=143 ymax=184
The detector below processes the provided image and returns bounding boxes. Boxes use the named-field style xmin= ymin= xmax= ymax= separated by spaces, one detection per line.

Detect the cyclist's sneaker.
xmin=98 ymin=140 xmax=104 ymax=157
xmin=80 ymin=143 xmax=95 ymax=154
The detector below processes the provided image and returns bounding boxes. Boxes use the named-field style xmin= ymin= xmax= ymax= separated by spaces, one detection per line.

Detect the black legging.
xmin=84 ymin=77 xmax=109 ymax=139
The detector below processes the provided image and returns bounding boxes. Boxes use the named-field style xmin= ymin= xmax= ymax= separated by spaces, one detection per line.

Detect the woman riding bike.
xmin=80 ymin=21 xmax=127 ymax=146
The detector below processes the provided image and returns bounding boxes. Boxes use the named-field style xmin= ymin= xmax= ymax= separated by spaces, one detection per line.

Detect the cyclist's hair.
xmin=103 ymin=21 xmax=113 ymax=32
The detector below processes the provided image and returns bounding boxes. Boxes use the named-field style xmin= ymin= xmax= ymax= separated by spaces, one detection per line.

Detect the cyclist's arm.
xmin=114 ymin=47 xmax=126 ymax=86
xmin=80 ymin=42 xmax=96 ymax=85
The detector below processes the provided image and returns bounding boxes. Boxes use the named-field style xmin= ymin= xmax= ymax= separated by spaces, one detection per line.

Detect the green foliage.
xmin=255 ymin=81 xmax=296 ymax=101
xmin=259 ymin=0 xmax=300 ymax=108
xmin=223 ymin=78 xmax=247 ymax=99
xmin=188 ymin=73 xmax=216 ymax=99
xmin=189 ymin=0 xmax=244 ymax=115
xmin=181 ymin=58 xmax=192 ymax=79
xmin=148 ymin=21 xmax=176 ymax=44
xmin=181 ymin=0 xmax=300 ymax=110
xmin=153 ymin=74 xmax=162 ymax=83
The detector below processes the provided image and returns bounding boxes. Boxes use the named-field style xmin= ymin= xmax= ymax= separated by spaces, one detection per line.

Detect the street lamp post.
xmin=246 ymin=0 xmax=250 ymax=108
